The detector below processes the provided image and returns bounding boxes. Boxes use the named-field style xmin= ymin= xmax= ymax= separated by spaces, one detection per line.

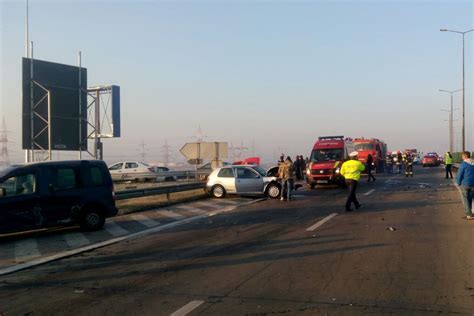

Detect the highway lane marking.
xmin=158 ymin=209 xmax=186 ymax=220
xmin=14 ymin=238 xmax=41 ymax=263
xmin=130 ymin=214 xmax=160 ymax=228
xmin=193 ymin=201 xmax=222 ymax=209
xmin=104 ymin=221 xmax=129 ymax=237
xmin=170 ymin=300 xmax=205 ymax=316
xmin=216 ymin=199 xmax=241 ymax=204
xmin=64 ymin=232 xmax=90 ymax=248
xmin=0 ymin=198 xmax=265 ymax=276
xmin=306 ymin=213 xmax=338 ymax=232
xmin=175 ymin=205 xmax=207 ymax=214
xmin=364 ymin=189 xmax=375 ymax=196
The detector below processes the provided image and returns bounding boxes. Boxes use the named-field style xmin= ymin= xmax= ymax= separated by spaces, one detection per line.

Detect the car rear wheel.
xmin=80 ymin=208 xmax=106 ymax=231
xmin=266 ymin=183 xmax=281 ymax=199
xmin=212 ymin=185 xmax=226 ymax=198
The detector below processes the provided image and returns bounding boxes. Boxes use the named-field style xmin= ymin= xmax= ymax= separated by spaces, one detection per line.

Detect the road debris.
xmin=386 ymin=227 xmax=397 ymax=231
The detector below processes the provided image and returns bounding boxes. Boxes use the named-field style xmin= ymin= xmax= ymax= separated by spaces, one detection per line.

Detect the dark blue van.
xmin=0 ymin=160 xmax=118 ymax=235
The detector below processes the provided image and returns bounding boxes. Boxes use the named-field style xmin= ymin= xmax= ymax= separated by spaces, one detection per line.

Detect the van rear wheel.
xmin=80 ymin=209 xmax=105 ymax=231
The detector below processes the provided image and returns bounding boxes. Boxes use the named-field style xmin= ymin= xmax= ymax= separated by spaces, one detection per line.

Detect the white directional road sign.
xmin=180 ymin=142 xmax=228 ymax=160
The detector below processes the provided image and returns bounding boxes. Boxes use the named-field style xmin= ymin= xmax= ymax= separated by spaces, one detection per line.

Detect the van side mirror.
xmin=0 ymin=187 xmax=6 ymax=197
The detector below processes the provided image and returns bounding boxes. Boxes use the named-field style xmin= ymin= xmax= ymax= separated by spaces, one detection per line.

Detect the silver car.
xmin=206 ymin=165 xmax=281 ymax=199
xmin=108 ymin=161 xmax=156 ymax=182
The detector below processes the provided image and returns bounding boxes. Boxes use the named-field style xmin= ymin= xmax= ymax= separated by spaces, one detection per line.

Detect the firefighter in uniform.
xmin=340 ymin=151 xmax=366 ymax=212
xmin=404 ymin=153 xmax=414 ymax=177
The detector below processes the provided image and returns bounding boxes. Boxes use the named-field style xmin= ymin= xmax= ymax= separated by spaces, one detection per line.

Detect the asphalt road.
xmin=1 ymin=166 xmax=473 ymax=315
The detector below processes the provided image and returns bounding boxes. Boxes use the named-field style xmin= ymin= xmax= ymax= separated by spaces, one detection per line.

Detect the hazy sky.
xmin=1 ymin=0 xmax=473 ymax=164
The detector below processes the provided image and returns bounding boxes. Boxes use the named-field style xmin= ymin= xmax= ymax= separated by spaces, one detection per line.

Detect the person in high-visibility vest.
xmin=445 ymin=151 xmax=454 ymax=179
xmin=340 ymin=151 xmax=366 ymax=212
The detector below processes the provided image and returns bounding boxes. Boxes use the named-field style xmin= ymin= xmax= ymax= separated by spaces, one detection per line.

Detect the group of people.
xmin=275 ymin=149 xmax=474 ymax=220
xmin=385 ymin=152 xmax=414 ymax=177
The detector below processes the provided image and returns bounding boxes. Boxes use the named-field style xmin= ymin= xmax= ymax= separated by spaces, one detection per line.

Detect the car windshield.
xmin=252 ymin=166 xmax=267 ymax=176
xmin=311 ymin=149 xmax=343 ymax=162
xmin=355 ymin=143 xmax=374 ymax=151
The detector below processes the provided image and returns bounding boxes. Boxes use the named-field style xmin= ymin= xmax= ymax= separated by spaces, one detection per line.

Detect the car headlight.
xmin=335 ymin=168 xmax=340 ymax=174
xmin=306 ymin=168 xmax=311 ymax=175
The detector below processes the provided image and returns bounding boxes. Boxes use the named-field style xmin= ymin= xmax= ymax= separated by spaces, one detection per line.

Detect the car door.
xmin=235 ymin=167 xmax=264 ymax=194
xmin=216 ymin=168 xmax=237 ymax=193
xmin=0 ymin=172 xmax=41 ymax=234
xmin=108 ymin=163 xmax=124 ymax=181
xmin=124 ymin=162 xmax=140 ymax=180
xmin=41 ymin=166 xmax=82 ymax=225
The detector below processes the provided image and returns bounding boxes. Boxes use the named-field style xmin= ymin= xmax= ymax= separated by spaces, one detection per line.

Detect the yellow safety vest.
xmin=340 ymin=159 xmax=366 ymax=181
xmin=444 ymin=153 xmax=453 ymax=165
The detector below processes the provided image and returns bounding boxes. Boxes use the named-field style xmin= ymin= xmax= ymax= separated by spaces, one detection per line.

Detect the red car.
xmin=422 ymin=155 xmax=440 ymax=167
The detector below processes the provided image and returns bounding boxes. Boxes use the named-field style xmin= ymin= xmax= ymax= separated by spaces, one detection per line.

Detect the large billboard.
xmin=22 ymin=58 xmax=88 ymax=151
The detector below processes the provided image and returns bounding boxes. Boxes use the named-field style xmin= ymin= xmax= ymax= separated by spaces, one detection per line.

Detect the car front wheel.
xmin=212 ymin=185 xmax=226 ymax=198
xmin=80 ymin=208 xmax=106 ymax=231
xmin=266 ymin=183 xmax=281 ymax=199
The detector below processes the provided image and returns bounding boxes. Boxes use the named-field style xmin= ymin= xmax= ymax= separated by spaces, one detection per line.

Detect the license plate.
xmin=317 ymin=180 xmax=328 ymax=184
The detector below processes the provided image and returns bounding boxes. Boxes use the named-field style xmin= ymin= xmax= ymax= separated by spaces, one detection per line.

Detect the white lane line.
xmin=130 ymin=214 xmax=159 ymax=228
xmin=175 ymin=205 xmax=207 ymax=214
xmin=306 ymin=213 xmax=338 ymax=232
xmin=384 ymin=179 xmax=392 ymax=184
xmin=157 ymin=209 xmax=186 ymax=220
xmin=217 ymin=199 xmax=240 ymax=205
xmin=64 ymin=232 xmax=90 ymax=248
xmin=104 ymin=221 xmax=129 ymax=237
xmin=0 ymin=198 xmax=265 ymax=276
xmin=364 ymin=189 xmax=375 ymax=196
xmin=14 ymin=239 xmax=41 ymax=263
xmin=170 ymin=300 xmax=205 ymax=316
xmin=193 ymin=201 xmax=222 ymax=209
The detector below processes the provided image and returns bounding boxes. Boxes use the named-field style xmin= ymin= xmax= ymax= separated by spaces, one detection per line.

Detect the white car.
xmin=206 ymin=165 xmax=281 ymax=199
xmin=108 ymin=161 xmax=156 ymax=182
xmin=149 ymin=166 xmax=179 ymax=182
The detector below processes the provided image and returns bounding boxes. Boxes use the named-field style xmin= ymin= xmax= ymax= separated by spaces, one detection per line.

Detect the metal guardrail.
xmin=115 ymin=182 xmax=206 ymax=200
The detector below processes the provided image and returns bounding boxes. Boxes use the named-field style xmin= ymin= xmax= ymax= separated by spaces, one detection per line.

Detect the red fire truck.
xmin=306 ymin=136 xmax=355 ymax=189
xmin=353 ymin=138 xmax=387 ymax=173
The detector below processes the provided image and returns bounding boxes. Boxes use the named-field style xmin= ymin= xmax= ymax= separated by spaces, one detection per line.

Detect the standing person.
xmin=445 ymin=151 xmax=454 ymax=179
xmin=279 ymin=153 xmax=285 ymax=164
xmin=385 ymin=154 xmax=393 ymax=174
xmin=340 ymin=152 xmax=366 ymax=212
xmin=366 ymin=154 xmax=376 ymax=182
xmin=397 ymin=152 xmax=403 ymax=174
xmin=405 ymin=153 xmax=414 ymax=177
xmin=456 ymin=151 xmax=474 ymax=220
xmin=300 ymin=155 xmax=307 ymax=180
xmin=294 ymin=156 xmax=302 ymax=181
xmin=278 ymin=156 xmax=294 ymax=201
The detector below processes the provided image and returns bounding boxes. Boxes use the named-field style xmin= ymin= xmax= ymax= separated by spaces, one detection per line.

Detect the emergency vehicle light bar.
xmin=318 ymin=136 xmax=344 ymax=140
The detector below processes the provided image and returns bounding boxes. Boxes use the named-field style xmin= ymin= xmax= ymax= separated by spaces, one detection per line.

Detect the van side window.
xmin=89 ymin=167 xmax=105 ymax=186
xmin=52 ymin=168 xmax=77 ymax=191
xmin=0 ymin=174 xmax=36 ymax=197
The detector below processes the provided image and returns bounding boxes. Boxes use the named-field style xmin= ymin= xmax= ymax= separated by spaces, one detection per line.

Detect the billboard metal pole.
xmin=94 ymin=90 xmax=100 ymax=159
xmin=78 ymin=51 xmax=82 ymax=160
xmin=24 ymin=0 xmax=30 ymax=163
xmin=47 ymin=91 xmax=52 ymax=160
xmin=30 ymin=41 xmax=34 ymax=162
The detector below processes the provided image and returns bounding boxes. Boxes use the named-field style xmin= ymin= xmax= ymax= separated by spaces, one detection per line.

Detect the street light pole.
xmin=440 ymin=28 xmax=474 ymax=152
xmin=439 ymin=89 xmax=462 ymax=152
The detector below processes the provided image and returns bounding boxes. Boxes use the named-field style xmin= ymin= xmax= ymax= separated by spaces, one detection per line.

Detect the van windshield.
xmin=311 ymin=149 xmax=343 ymax=162
xmin=355 ymin=143 xmax=374 ymax=151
